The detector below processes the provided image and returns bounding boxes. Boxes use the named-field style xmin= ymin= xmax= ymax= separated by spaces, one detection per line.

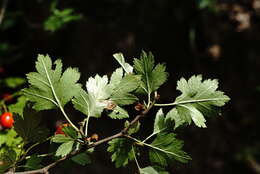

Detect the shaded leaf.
xmin=71 ymin=152 xmax=91 ymax=166
xmin=149 ymin=133 xmax=191 ymax=167
xmin=107 ymin=138 xmax=135 ymax=168
xmin=14 ymin=106 xmax=49 ymax=143
xmin=24 ymin=155 xmax=43 ymax=170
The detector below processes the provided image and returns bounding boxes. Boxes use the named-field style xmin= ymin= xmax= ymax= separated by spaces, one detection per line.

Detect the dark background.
xmin=1 ymin=0 xmax=260 ymax=173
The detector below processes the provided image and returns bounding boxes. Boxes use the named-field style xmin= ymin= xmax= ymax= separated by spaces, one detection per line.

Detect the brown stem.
xmin=6 ymin=100 xmax=155 ymax=174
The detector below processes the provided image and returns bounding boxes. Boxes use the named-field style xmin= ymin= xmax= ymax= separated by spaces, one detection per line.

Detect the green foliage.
xmin=4 ymin=77 xmax=26 ymax=88
xmin=0 ymin=149 xmax=17 ymax=173
xmin=1 ymin=51 xmax=230 ymax=173
xmin=0 ymin=77 xmax=26 ymax=88
xmin=134 ymin=51 xmax=168 ymax=95
xmin=149 ymin=133 xmax=191 ymax=167
xmin=107 ymin=138 xmax=135 ymax=168
xmin=23 ymin=54 xmax=81 ymax=111
xmin=0 ymin=129 xmax=23 ymax=155
xmin=197 ymin=0 xmax=217 ymax=10
xmin=14 ymin=106 xmax=49 ymax=143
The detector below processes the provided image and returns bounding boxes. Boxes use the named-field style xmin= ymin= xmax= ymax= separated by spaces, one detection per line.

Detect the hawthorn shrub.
xmin=0 ymin=51 xmax=230 ymax=174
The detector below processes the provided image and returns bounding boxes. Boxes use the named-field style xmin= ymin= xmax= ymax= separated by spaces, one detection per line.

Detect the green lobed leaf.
xmin=23 ymin=54 xmax=81 ymax=111
xmin=107 ymin=138 xmax=135 ymax=168
xmin=133 ymin=51 xmax=168 ymax=95
xmin=113 ymin=53 xmax=133 ymax=73
xmin=108 ymin=106 xmax=129 ymax=119
xmin=149 ymin=133 xmax=191 ymax=167
xmin=14 ymin=106 xmax=49 ymax=143
xmin=55 ymin=141 xmax=74 ymax=157
xmin=140 ymin=166 xmax=159 ymax=174
xmin=171 ymin=75 xmax=230 ymax=128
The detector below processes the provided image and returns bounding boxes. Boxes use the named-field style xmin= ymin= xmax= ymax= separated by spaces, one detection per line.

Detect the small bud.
xmin=134 ymin=103 xmax=144 ymax=111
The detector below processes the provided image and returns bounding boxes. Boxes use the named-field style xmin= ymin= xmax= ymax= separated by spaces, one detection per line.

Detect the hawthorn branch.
xmin=6 ymin=99 xmax=155 ymax=174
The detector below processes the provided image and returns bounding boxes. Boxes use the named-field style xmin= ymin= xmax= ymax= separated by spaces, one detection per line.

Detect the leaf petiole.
xmin=154 ymin=97 xmax=230 ymax=107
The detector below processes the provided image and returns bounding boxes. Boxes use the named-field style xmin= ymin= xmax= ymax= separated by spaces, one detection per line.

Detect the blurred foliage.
xmin=44 ymin=0 xmax=82 ymax=32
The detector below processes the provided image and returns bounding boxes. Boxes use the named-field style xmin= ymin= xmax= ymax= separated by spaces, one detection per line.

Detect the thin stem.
xmin=132 ymin=147 xmax=141 ymax=171
xmin=141 ymin=129 xmax=165 ymax=143
xmin=19 ymin=137 xmax=52 ymax=163
xmin=84 ymin=116 xmax=90 ymax=136
xmin=25 ymin=153 xmax=53 ymax=160
xmin=59 ymin=107 xmax=79 ymax=132
xmin=147 ymin=93 xmax=151 ymax=108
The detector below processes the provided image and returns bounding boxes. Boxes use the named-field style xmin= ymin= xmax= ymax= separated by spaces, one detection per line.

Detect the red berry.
xmin=55 ymin=125 xmax=65 ymax=135
xmin=0 ymin=112 xmax=14 ymax=128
